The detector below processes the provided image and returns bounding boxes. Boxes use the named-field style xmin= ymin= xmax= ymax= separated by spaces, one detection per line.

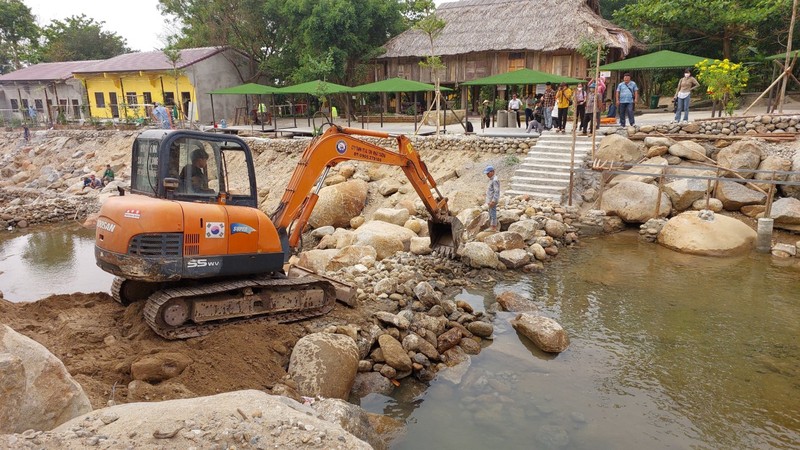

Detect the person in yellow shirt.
xmin=555 ymin=82 xmax=573 ymax=133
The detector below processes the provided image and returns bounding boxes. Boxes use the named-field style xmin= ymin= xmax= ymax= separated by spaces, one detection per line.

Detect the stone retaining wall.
xmin=633 ymin=114 xmax=799 ymax=136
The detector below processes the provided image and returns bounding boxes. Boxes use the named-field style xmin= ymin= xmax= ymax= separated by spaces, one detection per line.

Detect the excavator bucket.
xmin=428 ymin=216 xmax=464 ymax=259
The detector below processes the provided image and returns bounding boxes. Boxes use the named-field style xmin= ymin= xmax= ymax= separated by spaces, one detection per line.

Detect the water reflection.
xmin=365 ymin=231 xmax=800 ymax=450
xmin=0 ymin=225 xmax=113 ymax=302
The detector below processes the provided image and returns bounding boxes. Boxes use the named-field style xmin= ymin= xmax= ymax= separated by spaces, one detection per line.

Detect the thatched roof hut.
xmin=380 ymin=0 xmax=640 ymax=60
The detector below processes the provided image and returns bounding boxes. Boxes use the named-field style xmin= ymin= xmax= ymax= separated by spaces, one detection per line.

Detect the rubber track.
xmin=111 ymin=277 xmax=125 ymax=304
xmin=143 ymin=277 xmax=336 ymax=340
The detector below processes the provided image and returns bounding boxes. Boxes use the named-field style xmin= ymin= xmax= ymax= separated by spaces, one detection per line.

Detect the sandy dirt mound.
xmin=0 ymin=292 xmax=371 ymax=409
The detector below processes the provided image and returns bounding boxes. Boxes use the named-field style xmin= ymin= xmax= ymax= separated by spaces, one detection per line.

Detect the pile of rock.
xmin=583 ymin=133 xmax=800 ymax=256
xmin=628 ymin=114 xmax=799 ymax=136
xmin=0 ymin=188 xmax=99 ymax=228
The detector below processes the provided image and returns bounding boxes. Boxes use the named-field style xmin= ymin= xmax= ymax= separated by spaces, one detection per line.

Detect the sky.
xmin=26 ymin=0 xmax=175 ymax=52
xmin=25 ymin=0 xmax=447 ymax=54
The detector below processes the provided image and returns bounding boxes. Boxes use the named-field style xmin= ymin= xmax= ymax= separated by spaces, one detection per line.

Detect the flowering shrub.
xmin=694 ymin=59 xmax=749 ymax=116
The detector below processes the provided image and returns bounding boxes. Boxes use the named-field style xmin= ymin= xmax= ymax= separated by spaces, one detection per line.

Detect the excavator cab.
xmin=130 ymin=129 xmax=257 ymax=207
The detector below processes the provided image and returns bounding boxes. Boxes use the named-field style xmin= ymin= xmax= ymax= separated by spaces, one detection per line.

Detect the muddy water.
xmin=361 ymin=231 xmax=800 ymax=450
xmin=2 ymin=226 xmax=798 ymax=448
xmin=0 ymin=224 xmax=113 ymax=302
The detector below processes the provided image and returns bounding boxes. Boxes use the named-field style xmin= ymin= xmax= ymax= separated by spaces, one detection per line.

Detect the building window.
xmin=143 ymin=92 xmax=152 ymax=105
xmin=72 ymin=99 xmax=80 ymax=117
xmin=34 ymin=99 xmax=44 ymax=112
xmin=21 ymin=99 xmax=29 ymax=109
xmin=164 ymin=92 xmax=175 ymax=106
xmin=95 ymin=92 xmax=106 ymax=108
xmin=509 ymin=52 xmax=525 ymax=71
xmin=10 ymin=99 xmax=18 ymax=111
xmin=126 ymin=92 xmax=137 ymax=106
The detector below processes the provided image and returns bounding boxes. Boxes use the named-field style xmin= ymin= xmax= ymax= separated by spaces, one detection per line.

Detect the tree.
xmin=415 ymin=12 xmax=446 ymax=133
xmin=40 ymin=15 xmax=130 ymax=62
xmin=400 ymin=0 xmax=436 ymax=26
xmin=0 ymin=0 xmax=39 ymax=72
xmin=614 ymin=0 xmax=787 ymax=60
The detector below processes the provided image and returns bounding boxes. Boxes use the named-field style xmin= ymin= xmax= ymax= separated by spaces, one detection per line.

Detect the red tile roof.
xmin=0 ymin=60 xmax=103 ymax=82
xmin=72 ymin=47 xmax=227 ymax=73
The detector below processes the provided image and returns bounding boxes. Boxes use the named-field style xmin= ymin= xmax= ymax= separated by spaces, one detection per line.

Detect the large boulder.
xmin=327 ymin=245 xmax=377 ymax=272
xmin=40 ymin=390 xmax=372 ymax=449
xmin=483 ymin=231 xmax=525 ymax=251
xmin=664 ymin=177 xmax=714 ymax=211
xmin=780 ymin=151 xmax=800 ymax=199
xmin=372 ymin=208 xmax=410 ymax=226
xmin=596 ymin=134 xmax=642 ymax=163
xmin=668 ymin=141 xmax=708 ymax=162
xmin=288 ymin=333 xmax=359 ymax=400
xmin=498 ymin=248 xmax=530 ymax=269
xmin=460 ymin=242 xmax=502 ymax=269
xmin=510 ymin=313 xmax=570 ymax=353
xmin=297 ymin=249 xmax=339 ymax=274
xmin=313 ymin=399 xmax=389 ymax=450
xmin=308 ymin=179 xmax=368 ymax=228
xmin=507 ymin=219 xmax=541 ymax=241
xmin=448 ymin=190 xmax=482 ymax=214
xmin=753 ymin=155 xmax=792 ymax=191
xmin=495 ymin=291 xmax=539 ymax=313
xmin=377 ymin=334 xmax=412 ymax=373
xmin=657 ymin=211 xmax=757 ymax=256
xmin=609 ymin=156 xmax=668 ymax=185
xmin=354 ymin=220 xmax=417 ymax=258
xmin=769 ymin=197 xmax=800 ymax=231
xmin=600 ymin=181 xmax=671 ymax=223
xmin=714 ymin=181 xmax=766 ymax=211
xmin=716 ymin=140 xmax=763 ymax=178
xmin=0 ymin=325 xmax=92 ymax=433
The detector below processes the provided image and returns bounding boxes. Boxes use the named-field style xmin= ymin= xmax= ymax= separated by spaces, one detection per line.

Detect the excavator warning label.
xmin=336 ymin=140 xmax=347 ymax=154
xmin=352 ymin=145 xmax=385 ymax=162
xmin=205 ymin=222 xmax=225 ymax=239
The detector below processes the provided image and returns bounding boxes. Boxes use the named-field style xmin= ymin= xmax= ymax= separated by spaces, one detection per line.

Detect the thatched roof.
xmin=379 ymin=0 xmax=641 ymax=59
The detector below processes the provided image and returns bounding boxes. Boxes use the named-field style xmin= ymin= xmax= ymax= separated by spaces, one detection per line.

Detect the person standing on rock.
xmin=484 ymin=166 xmax=500 ymax=231
xmin=673 ymin=68 xmax=700 ymax=123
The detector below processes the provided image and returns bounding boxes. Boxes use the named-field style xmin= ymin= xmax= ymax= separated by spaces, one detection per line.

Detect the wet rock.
xmin=378 ymin=335 xmax=413 ymax=373
xmin=466 ymin=321 xmax=494 ymax=338
xmin=459 ymin=338 xmax=481 ymax=355
xmin=437 ymin=327 xmax=464 ymax=354
xmin=657 ymin=211 xmax=756 ymax=256
xmin=402 ymin=333 xmax=440 ymax=361
xmin=498 ymin=248 xmax=530 ymax=269
xmin=314 ymin=398 xmax=389 ymax=450
xmin=351 ymin=372 xmax=395 ymax=398
xmin=772 ymin=243 xmax=797 ymax=257
xmin=543 ymin=219 xmax=567 ymax=238
xmin=495 ymin=291 xmax=539 ymax=312
xmin=288 ymin=332 xmax=359 ymax=400
xmin=528 ymin=243 xmax=547 ymax=261
xmin=510 ymin=313 xmax=570 ymax=353
xmin=461 ymin=242 xmax=502 ymax=269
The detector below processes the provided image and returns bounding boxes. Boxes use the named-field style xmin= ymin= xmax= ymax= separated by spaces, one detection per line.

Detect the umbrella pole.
xmin=307 ymin=94 xmax=311 ymax=127
xmin=414 ymin=92 xmax=418 ymax=132
xmin=492 ymin=90 xmax=496 ymax=127
xmin=347 ymin=94 xmax=351 ymax=127
xmin=210 ymin=94 xmax=216 ymax=131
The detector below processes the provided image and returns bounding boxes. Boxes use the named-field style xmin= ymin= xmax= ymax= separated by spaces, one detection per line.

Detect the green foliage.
xmin=505 ymin=154 xmax=520 ymax=165
xmin=40 ymin=15 xmax=129 ymax=62
xmin=614 ymin=0 xmax=788 ymax=60
xmin=576 ymin=35 xmax=608 ymax=73
xmin=400 ymin=0 xmax=435 ymax=25
xmin=0 ymin=0 xmax=40 ymax=71
xmin=694 ymin=58 xmax=749 ymax=115
xmin=493 ymin=99 xmax=508 ymax=111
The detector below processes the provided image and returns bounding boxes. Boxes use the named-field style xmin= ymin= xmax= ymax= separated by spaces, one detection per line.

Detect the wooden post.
xmin=765 ymin=172 xmax=777 ymax=217
xmin=568 ymin=89 xmax=580 ymax=206
xmin=592 ymin=42 xmax=600 ymax=160
xmin=779 ymin=0 xmax=799 ymax=113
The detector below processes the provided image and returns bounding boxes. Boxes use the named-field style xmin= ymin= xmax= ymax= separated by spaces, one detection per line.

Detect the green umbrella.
xmin=275 ymin=79 xmax=351 ymax=94
xmin=598 ymin=50 xmax=710 ymax=71
xmin=350 ymin=77 xmax=451 ymax=93
xmin=207 ymin=83 xmax=279 ymax=95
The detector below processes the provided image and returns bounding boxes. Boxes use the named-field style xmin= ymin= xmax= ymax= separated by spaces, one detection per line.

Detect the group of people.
xmin=83 ymin=165 xmax=115 ymax=189
xmin=479 ymin=68 xmax=701 ymax=133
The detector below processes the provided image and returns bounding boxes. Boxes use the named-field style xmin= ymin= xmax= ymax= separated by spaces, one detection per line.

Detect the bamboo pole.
xmin=779 ymin=0 xmax=799 ymax=113
xmin=568 ymin=89 xmax=579 ymax=206
xmin=592 ymin=42 xmax=600 ymax=159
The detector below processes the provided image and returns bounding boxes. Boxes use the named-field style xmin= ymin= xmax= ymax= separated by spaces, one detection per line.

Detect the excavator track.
xmin=142 ymin=276 xmax=336 ymax=339
xmin=111 ymin=277 xmax=164 ymax=305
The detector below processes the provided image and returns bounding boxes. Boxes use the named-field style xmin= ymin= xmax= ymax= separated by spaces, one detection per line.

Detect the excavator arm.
xmin=271 ymin=126 xmax=461 ymax=256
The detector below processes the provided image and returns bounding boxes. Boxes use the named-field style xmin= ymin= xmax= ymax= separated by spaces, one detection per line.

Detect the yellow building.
xmin=73 ymin=47 xmax=253 ymax=124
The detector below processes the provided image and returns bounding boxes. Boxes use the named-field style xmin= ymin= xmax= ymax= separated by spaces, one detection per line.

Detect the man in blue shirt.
xmin=152 ymin=102 xmax=173 ymax=129
xmin=615 ymin=73 xmax=639 ymax=127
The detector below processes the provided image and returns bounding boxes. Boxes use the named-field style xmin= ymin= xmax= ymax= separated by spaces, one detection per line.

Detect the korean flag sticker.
xmin=206 ymin=222 xmax=225 ymax=239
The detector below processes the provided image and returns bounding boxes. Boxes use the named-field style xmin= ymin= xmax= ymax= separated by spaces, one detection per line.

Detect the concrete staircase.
xmin=507 ymin=133 xmax=596 ymax=203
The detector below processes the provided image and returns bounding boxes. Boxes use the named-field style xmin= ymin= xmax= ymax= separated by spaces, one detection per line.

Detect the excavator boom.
xmin=271 ymin=126 xmax=461 ymax=256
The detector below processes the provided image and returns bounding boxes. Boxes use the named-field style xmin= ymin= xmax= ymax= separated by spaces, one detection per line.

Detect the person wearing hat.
xmin=180 ymin=146 xmax=214 ymax=194
xmin=480 ymin=99 xmax=492 ymax=129
xmin=484 ymin=165 xmax=500 ymax=231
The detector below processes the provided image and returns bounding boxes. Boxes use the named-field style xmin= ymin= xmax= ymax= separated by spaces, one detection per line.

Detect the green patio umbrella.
xmin=350 ymin=78 xmax=453 ymax=130
xmin=275 ymin=80 xmax=352 ymax=127
xmin=598 ymin=50 xmax=710 ymax=71
xmin=462 ymin=68 xmax=583 ymax=86
xmin=207 ymin=83 xmax=280 ymax=130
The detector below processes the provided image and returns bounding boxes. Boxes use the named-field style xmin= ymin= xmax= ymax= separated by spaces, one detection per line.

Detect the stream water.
xmin=1 ymin=227 xmax=798 ymax=448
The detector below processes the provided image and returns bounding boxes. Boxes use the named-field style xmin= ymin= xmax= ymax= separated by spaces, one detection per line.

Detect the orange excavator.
xmin=95 ymin=126 xmax=461 ymax=339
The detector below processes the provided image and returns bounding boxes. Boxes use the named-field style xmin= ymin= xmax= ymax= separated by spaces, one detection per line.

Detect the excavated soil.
xmin=0 ymin=292 xmax=376 ymax=409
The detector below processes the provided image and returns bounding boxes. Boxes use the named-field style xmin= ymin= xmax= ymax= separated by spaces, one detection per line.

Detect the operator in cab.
xmin=180 ymin=147 xmax=214 ymax=194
